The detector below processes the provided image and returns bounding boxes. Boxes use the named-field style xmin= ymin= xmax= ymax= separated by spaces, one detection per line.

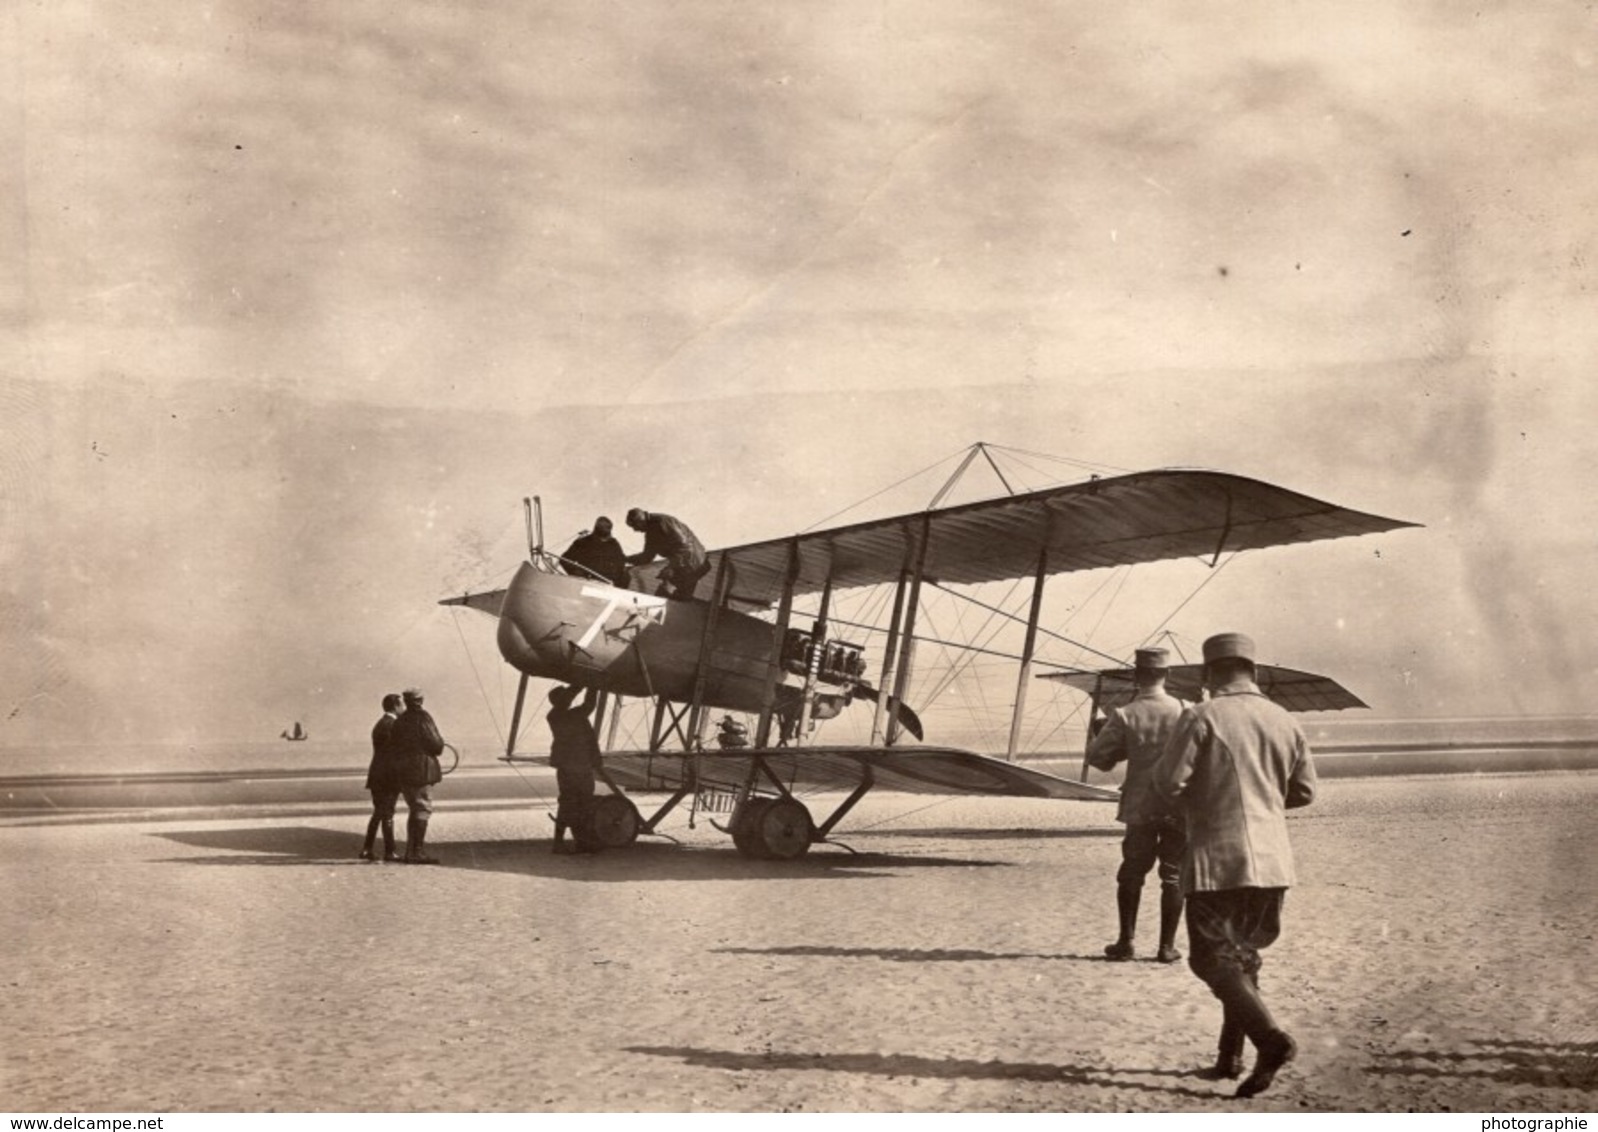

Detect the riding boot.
xmin=1207 ymin=968 xmax=1296 ymax=1097
xmin=407 ymin=817 xmax=440 ymax=865
xmin=552 ymin=819 xmax=578 ymax=855
xmin=403 ymin=816 xmax=417 ymax=862
xmin=1209 ymin=967 xmax=1277 ymax=1047
xmin=360 ymin=815 xmax=380 ymax=860
xmin=1234 ymin=969 xmax=1295 ymax=1096
xmin=381 ymin=819 xmax=397 ymax=861
xmin=1156 ymin=884 xmax=1185 ymax=963
xmin=1208 ymin=1013 xmax=1246 ymax=1079
xmin=1104 ymin=884 xmax=1140 ymax=960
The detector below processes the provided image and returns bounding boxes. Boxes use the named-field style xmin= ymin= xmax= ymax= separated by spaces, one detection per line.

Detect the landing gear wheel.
xmin=732 ymin=798 xmax=774 ymax=858
xmin=756 ymin=797 xmax=814 ymax=860
xmin=590 ymin=794 xmax=640 ymax=848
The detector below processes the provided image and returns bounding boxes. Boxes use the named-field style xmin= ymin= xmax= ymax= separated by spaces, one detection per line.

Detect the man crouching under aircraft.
xmin=1153 ymin=632 xmax=1317 ymax=1098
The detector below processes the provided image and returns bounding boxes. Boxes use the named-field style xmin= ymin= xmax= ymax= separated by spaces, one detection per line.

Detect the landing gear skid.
xmin=568 ymin=751 xmax=875 ymax=862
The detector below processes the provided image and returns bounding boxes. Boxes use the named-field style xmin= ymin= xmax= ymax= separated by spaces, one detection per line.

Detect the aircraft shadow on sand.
xmin=151 ymin=826 xmax=1009 ymax=882
xmin=1366 ymin=1039 xmax=1598 ymax=1090
xmin=624 ymin=1045 xmax=1226 ymax=1100
xmin=711 ymin=944 xmax=1132 ymax=964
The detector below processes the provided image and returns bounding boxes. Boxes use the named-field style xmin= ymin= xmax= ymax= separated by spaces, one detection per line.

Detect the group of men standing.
xmin=361 ymin=688 xmax=448 ymax=865
xmin=1085 ymin=631 xmax=1316 ymax=1099
xmin=560 ymin=508 xmax=709 ymax=599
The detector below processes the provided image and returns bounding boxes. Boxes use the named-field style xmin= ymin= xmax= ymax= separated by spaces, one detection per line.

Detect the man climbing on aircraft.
xmin=1085 ymin=646 xmax=1187 ymax=964
xmin=560 ymin=515 xmax=630 ymax=588
xmin=1153 ymin=632 xmax=1317 ymax=1098
xmin=624 ymin=507 xmax=709 ymax=599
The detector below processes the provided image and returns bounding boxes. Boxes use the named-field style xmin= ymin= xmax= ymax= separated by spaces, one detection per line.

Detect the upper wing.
xmin=597 ymin=745 xmax=1119 ymax=802
xmin=704 ymin=468 xmax=1418 ymax=604
xmin=1043 ymin=663 xmax=1369 ymax=712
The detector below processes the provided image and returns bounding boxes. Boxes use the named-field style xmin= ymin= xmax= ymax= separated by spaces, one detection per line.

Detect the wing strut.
xmin=1210 ymin=491 xmax=1234 ymax=567
xmin=1005 ymin=544 xmax=1050 ymax=760
xmin=887 ymin=512 xmax=932 ymax=746
xmin=505 ymin=672 xmax=531 ymax=759
xmin=793 ymin=571 xmax=835 ymax=742
xmin=755 ymin=539 xmax=801 ymax=748
xmin=869 ymin=547 xmax=914 ymax=745
xmin=685 ymin=555 xmax=734 ymax=749
xmin=1080 ymin=673 xmax=1104 ymax=782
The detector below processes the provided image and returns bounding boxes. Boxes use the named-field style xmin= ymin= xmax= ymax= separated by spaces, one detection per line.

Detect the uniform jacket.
xmin=1152 ymin=685 xmax=1317 ymax=893
xmin=391 ymin=707 xmax=446 ymax=788
xmin=625 ymin=513 xmax=705 ymax=569
xmin=364 ymin=711 xmax=404 ymax=793
xmin=1084 ymin=687 xmax=1183 ymax=825
xmin=547 ymin=699 xmax=603 ymax=770
xmin=562 ymin=532 xmax=629 ymax=588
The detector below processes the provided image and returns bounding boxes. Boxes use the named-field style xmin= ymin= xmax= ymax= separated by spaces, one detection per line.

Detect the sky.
xmin=3 ymin=2 xmax=1596 ymax=749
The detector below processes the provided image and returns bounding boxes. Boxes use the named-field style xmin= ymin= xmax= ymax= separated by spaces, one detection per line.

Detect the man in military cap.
xmin=624 ymin=508 xmax=709 ymax=599
xmin=1085 ymin=645 xmax=1187 ymax=963
xmin=391 ymin=687 xmax=448 ymax=865
xmin=1153 ymin=632 xmax=1317 ymax=1098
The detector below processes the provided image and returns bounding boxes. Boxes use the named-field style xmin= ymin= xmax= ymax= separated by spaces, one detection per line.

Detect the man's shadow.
xmin=624 ymin=1044 xmax=1227 ymax=1100
xmin=1368 ymin=1039 xmax=1598 ymax=1090
xmin=710 ymin=944 xmax=1173 ymax=964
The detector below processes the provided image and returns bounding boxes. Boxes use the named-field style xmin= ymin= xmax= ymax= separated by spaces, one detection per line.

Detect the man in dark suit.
xmin=359 ymin=693 xmax=405 ymax=861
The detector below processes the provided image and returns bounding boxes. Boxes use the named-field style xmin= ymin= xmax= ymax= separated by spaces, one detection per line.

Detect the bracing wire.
xmin=798 ymin=444 xmax=997 ymax=533
xmin=1139 ymin=551 xmax=1241 ymax=643
xmin=449 ymin=608 xmax=506 ymax=748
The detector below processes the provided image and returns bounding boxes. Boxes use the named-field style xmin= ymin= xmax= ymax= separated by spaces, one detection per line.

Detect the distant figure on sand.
xmin=1085 ymin=646 xmax=1186 ymax=963
xmin=1154 ymin=632 xmax=1317 ymax=1098
xmin=359 ymin=693 xmax=404 ymax=862
xmin=561 ymin=515 xmax=630 ymax=589
xmin=547 ymin=684 xmax=603 ymax=855
xmin=624 ymin=508 xmax=709 ymax=599
xmin=390 ymin=687 xmax=447 ymax=865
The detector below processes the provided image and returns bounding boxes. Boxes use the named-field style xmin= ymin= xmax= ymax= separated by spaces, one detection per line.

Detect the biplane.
xmin=442 ymin=455 xmax=1417 ymax=859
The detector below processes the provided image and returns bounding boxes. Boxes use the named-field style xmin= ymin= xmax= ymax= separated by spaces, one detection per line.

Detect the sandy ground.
xmin=2 ymin=772 xmax=1596 ymax=1113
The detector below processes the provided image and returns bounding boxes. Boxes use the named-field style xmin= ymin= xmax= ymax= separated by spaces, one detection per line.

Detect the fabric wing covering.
xmin=599 ymin=746 xmax=1120 ymax=802
xmin=1043 ymin=664 xmax=1369 ymax=713
xmin=708 ymin=468 xmax=1418 ymax=606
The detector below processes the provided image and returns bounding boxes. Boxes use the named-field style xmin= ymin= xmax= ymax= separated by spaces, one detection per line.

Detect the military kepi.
xmin=1133 ymin=647 xmax=1170 ymax=670
xmin=1202 ymin=632 xmax=1256 ymax=663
